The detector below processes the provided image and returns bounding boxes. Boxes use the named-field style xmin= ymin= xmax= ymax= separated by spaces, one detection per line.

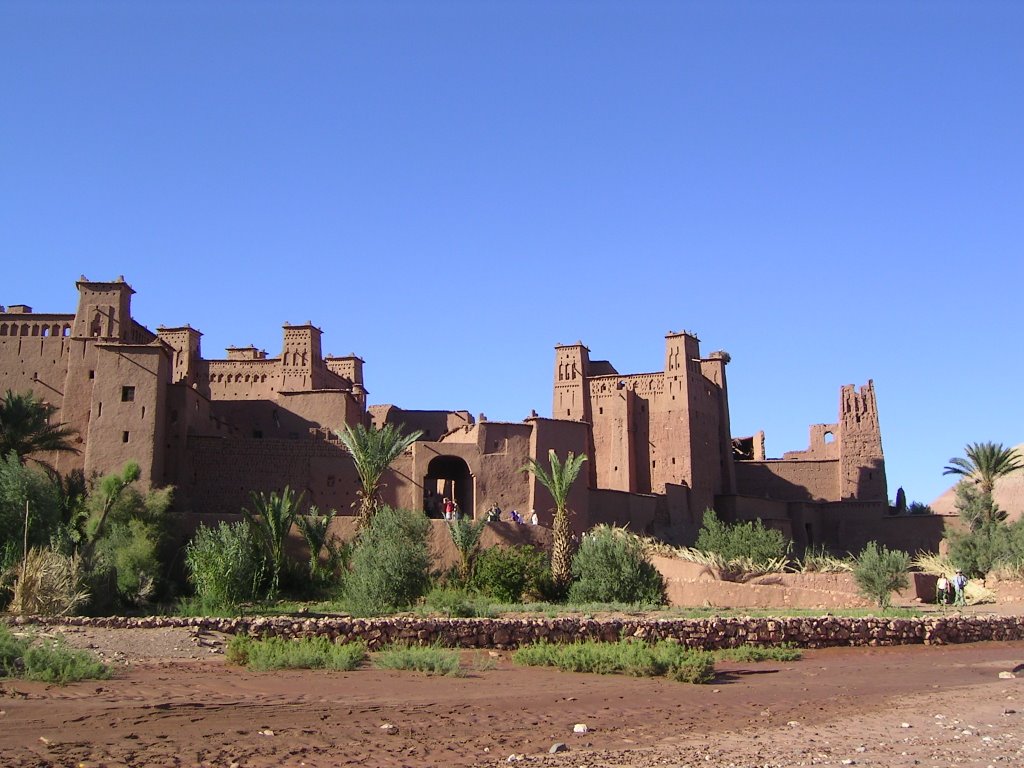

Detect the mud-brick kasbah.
xmin=0 ymin=276 xmax=944 ymax=554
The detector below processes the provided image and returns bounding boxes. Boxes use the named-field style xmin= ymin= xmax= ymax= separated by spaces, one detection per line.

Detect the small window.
xmin=88 ymin=370 xmax=95 ymax=380
xmin=121 ymin=386 xmax=135 ymax=402
xmin=122 ymin=431 xmax=129 ymax=443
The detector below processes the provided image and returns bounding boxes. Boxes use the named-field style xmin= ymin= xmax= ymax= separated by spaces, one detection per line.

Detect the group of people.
xmin=936 ymin=569 xmax=969 ymax=606
xmin=426 ymin=494 xmax=541 ymax=525
xmin=485 ymin=503 xmax=538 ymax=525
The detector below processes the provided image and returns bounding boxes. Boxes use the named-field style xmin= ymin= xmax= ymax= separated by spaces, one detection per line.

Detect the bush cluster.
xmin=226 ymin=635 xmax=366 ymax=671
xmin=185 ymin=522 xmax=266 ymax=610
xmin=0 ymin=623 xmax=110 ymax=684
xmin=568 ymin=527 xmax=665 ymax=605
xmin=513 ymin=639 xmax=715 ymax=683
xmin=695 ymin=510 xmax=789 ymax=566
xmin=470 ymin=544 xmax=549 ymax=603
xmin=344 ymin=507 xmax=432 ymax=615
xmin=853 ymin=541 xmax=909 ymax=608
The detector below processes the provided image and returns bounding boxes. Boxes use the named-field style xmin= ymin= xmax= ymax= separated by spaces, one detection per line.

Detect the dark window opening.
xmin=121 ymin=386 xmax=135 ymax=402
xmin=88 ymin=370 xmax=95 ymax=379
xmin=122 ymin=431 xmax=129 ymax=443
xmin=253 ymin=430 xmax=263 ymax=439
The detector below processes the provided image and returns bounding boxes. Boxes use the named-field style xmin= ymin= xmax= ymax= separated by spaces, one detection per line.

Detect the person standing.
xmin=953 ymin=569 xmax=968 ymax=607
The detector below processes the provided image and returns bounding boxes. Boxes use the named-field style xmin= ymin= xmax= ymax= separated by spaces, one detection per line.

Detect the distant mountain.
xmin=930 ymin=443 xmax=1024 ymax=521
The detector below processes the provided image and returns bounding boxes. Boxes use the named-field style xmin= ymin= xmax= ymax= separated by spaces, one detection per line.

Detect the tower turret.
xmin=72 ymin=276 xmax=134 ymax=341
xmin=553 ymin=342 xmax=591 ymax=422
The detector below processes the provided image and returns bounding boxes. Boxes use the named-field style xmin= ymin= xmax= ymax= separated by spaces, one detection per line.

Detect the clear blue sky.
xmin=3 ymin=2 xmax=1022 ymax=506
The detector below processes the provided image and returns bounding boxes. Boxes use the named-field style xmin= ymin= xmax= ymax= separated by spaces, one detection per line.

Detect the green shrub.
xmin=421 ymin=586 xmax=493 ymax=618
xmin=695 ymin=510 xmax=790 ymax=566
xmin=568 ymin=527 xmax=665 ymax=605
xmin=185 ymin=522 xmax=266 ymax=609
xmin=374 ymin=643 xmax=463 ymax=676
xmin=226 ymin=635 xmax=366 ymax=671
xmin=0 ymin=623 xmax=27 ymax=676
xmin=0 ymin=453 xmax=63 ymax=555
xmin=344 ymin=507 xmax=431 ymax=616
xmin=513 ymin=639 xmax=715 ymax=683
xmin=714 ymin=645 xmax=802 ymax=662
xmin=22 ymin=639 xmax=111 ymax=683
xmin=95 ymin=518 xmax=161 ymax=606
xmin=470 ymin=545 xmax=548 ymax=603
xmin=0 ymin=624 xmax=109 ymax=684
xmin=853 ymin=541 xmax=909 ymax=608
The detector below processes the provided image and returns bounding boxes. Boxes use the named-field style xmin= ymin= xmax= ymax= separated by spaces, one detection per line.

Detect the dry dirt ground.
xmin=3 ymin=622 xmax=1024 ymax=768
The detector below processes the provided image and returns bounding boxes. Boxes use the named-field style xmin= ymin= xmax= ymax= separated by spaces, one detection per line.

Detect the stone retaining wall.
xmin=14 ymin=614 xmax=1024 ymax=649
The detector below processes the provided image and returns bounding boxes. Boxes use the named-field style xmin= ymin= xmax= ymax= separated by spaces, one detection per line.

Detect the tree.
xmin=447 ymin=516 xmax=488 ymax=583
xmin=0 ymin=390 xmax=78 ymax=471
xmin=335 ymin=423 xmax=423 ymax=528
xmin=523 ymin=449 xmax=588 ymax=586
xmin=568 ymin=526 xmax=665 ymax=605
xmin=944 ymin=443 xmax=1023 ymax=530
xmin=84 ymin=461 xmax=141 ymax=546
xmin=944 ymin=442 xmax=1024 ymax=497
xmin=853 ymin=541 xmax=909 ymax=609
xmin=243 ymin=486 xmax=303 ymax=599
xmin=344 ymin=507 xmax=431 ymax=615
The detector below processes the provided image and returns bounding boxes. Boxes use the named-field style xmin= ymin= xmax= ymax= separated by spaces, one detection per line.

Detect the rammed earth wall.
xmin=15 ymin=615 xmax=1024 ymax=649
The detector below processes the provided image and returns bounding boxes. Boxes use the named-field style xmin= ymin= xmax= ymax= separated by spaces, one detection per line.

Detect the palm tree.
xmin=944 ymin=442 xmax=1024 ymax=496
xmin=944 ymin=442 xmax=1023 ymax=529
xmin=523 ymin=449 xmax=588 ymax=586
xmin=0 ymin=389 xmax=78 ymax=470
xmin=243 ymin=486 xmax=304 ymax=599
xmin=295 ymin=505 xmax=336 ymax=581
xmin=447 ymin=516 xmax=488 ymax=583
xmin=336 ymin=423 xmax=423 ymax=528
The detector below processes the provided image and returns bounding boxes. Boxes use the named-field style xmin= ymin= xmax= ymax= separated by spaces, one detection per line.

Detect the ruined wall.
xmin=369 ymin=405 xmax=474 ymax=442
xmin=782 ymin=423 xmax=840 ymax=460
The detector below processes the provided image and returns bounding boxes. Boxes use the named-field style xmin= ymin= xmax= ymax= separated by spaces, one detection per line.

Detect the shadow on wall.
xmin=733 ymin=462 xmax=824 ymax=502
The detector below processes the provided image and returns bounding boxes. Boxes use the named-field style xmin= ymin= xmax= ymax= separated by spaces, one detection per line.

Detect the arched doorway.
xmin=424 ymin=455 xmax=475 ymax=519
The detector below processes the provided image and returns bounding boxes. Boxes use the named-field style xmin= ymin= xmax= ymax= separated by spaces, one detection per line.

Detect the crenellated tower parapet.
xmin=838 ymin=380 xmax=887 ymax=501
xmin=280 ymin=322 xmax=324 ymax=391
xmin=553 ymin=342 xmax=591 ymax=422
xmin=157 ymin=325 xmax=202 ymax=386
xmin=72 ymin=276 xmax=134 ymax=341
